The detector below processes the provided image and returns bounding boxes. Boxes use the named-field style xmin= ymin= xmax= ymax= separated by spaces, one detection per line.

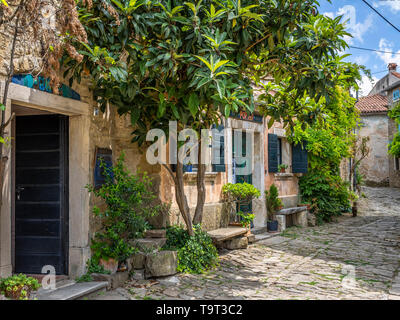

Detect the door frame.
xmin=0 ymin=81 xmax=91 ymax=278
xmin=12 ymin=113 xmax=70 ymax=275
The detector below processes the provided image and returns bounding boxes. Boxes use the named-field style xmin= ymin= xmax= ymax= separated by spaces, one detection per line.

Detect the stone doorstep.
xmin=253 ymin=232 xmax=280 ymax=243
xmin=251 ymin=226 xmax=269 ymax=235
xmin=35 ymin=281 xmax=108 ymax=300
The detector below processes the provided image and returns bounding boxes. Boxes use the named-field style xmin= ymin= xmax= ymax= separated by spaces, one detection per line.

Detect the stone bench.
xmin=275 ymin=206 xmax=308 ymax=232
xmin=207 ymin=226 xmax=249 ymax=250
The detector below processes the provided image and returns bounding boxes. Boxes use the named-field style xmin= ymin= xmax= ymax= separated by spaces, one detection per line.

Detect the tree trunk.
xmin=175 ymin=159 xmax=194 ymax=236
xmin=193 ymin=137 xmax=206 ymax=225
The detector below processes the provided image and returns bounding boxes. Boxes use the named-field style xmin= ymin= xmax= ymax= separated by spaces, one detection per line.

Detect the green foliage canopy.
xmin=66 ymin=0 xmax=359 ymax=142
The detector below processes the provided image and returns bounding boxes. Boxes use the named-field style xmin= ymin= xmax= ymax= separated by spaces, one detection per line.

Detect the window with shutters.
xmin=395 ymin=157 xmax=400 ymax=171
xmin=170 ymin=125 xmax=225 ymax=173
xmin=292 ymin=142 xmax=308 ymax=173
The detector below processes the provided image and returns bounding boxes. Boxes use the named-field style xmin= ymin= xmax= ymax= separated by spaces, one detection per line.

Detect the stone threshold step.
xmin=253 ymin=232 xmax=280 ymax=242
xmin=35 ymin=281 xmax=108 ymax=300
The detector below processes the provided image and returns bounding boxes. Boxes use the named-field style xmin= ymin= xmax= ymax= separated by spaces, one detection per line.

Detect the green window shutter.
xmin=268 ymin=133 xmax=279 ymax=173
xmin=212 ymin=124 xmax=225 ymax=172
xmin=292 ymin=142 xmax=308 ymax=173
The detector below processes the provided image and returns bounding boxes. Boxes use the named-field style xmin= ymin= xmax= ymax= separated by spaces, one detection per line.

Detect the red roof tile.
xmin=355 ymin=94 xmax=388 ymax=114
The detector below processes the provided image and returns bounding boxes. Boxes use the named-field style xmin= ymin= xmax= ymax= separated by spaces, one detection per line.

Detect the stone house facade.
xmin=360 ymin=62 xmax=400 ymax=188
xmin=0 ymin=38 xmax=306 ymax=279
xmin=355 ymin=94 xmax=389 ymax=186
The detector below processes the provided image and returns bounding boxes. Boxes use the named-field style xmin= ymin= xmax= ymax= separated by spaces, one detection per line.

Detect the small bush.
xmin=86 ymin=258 xmax=111 ymax=275
xmin=0 ymin=274 xmax=40 ymax=300
xmin=87 ymin=152 xmax=161 ymax=263
xmin=299 ymin=170 xmax=352 ymax=224
xmin=75 ymin=274 xmax=94 ymax=283
xmin=164 ymin=225 xmax=219 ymax=274
xmin=265 ymin=184 xmax=283 ymax=220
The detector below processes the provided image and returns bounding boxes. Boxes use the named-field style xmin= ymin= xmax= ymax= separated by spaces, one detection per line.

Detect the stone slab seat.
xmin=207 ymin=227 xmax=248 ymax=242
xmin=275 ymin=207 xmax=307 ymax=215
xmin=275 ymin=206 xmax=308 ymax=231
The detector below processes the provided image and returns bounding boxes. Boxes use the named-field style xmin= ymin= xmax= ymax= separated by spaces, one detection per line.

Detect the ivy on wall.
xmin=388 ymin=102 xmax=400 ymax=157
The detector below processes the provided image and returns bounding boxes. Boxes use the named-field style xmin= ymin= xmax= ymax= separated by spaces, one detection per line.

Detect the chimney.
xmin=388 ymin=63 xmax=397 ymax=72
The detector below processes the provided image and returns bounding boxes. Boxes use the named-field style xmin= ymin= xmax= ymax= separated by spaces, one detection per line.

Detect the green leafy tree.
xmin=388 ymin=102 xmax=400 ymax=157
xmin=66 ymin=0 xmax=361 ymax=235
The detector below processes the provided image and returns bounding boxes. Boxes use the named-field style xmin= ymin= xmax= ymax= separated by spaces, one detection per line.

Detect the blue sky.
xmin=318 ymin=0 xmax=400 ymax=96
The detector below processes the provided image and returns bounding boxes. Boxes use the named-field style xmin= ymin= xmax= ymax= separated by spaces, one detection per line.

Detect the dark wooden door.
xmin=15 ymin=115 xmax=68 ymax=274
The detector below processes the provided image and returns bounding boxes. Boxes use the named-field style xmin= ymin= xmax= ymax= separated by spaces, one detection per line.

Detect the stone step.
xmin=251 ymin=226 xmax=269 ymax=235
xmin=35 ymin=281 xmax=108 ymax=300
xmin=254 ymin=232 xmax=279 ymax=242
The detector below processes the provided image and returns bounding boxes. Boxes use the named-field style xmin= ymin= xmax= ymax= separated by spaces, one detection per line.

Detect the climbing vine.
xmin=388 ymin=102 xmax=400 ymax=157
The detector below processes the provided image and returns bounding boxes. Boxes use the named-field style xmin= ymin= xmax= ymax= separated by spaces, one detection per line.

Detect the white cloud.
xmin=356 ymin=75 xmax=379 ymax=97
xmin=337 ymin=5 xmax=373 ymax=44
xmin=376 ymin=38 xmax=400 ymax=65
xmin=354 ymin=55 xmax=369 ymax=66
xmin=323 ymin=11 xmax=334 ymax=19
xmin=373 ymin=0 xmax=400 ymax=12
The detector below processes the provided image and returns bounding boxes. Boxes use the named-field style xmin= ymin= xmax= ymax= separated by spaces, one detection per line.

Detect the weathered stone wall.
xmin=357 ymin=114 xmax=390 ymax=187
xmin=264 ymin=119 xmax=300 ymax=208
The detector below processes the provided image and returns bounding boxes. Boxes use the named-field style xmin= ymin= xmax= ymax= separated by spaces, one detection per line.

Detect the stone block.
xmin=145 ymin=251 xmax=177 ymax=277
xmin=276 ymin=215 xmax=286 ymax=232
xmin=225 ymin=236 xmax=248 ymax=250
xmin=294 ymin=210 xmax=308 ymax=227
xmin=129 ymin=252 xmax=147 ymax=270
xmin=132 ymin=238 xmax=166 ymax=251
xmin=131 ymin=269 xmax=145 ymax=281
xmin=145 ymin=229 xmax=166 ymax=238
xmin=91 ymin=271 xmax=129 ymax=290
xmin=247 ymin=234 xmax=256 ymax=243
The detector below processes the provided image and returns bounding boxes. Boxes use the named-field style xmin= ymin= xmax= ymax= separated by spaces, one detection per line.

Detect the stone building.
xmin=357 ymin=62 xmax=400 ymax=188
xmin=0 ymin=35 xmax=306 ymax=279
xmin=355 ymin=94 xmax=389 ymax=186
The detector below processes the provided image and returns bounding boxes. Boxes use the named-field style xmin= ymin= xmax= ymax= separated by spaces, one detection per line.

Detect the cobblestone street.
xmin=92 ymin=187 xmax=400 ymax=300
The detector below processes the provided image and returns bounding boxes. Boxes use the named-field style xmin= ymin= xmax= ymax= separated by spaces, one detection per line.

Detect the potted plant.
xmin=278 ymin=164 xmax=288 ymax=173
xmin=237 ymin=211 xmax=255 ymax=235
xmin=265 ymin=184 xmax=283 ymax=232
xmin=0 ymin=274 xmax=40 ymax=300
xmin=222 ymin=182 xmax=261 ymax=226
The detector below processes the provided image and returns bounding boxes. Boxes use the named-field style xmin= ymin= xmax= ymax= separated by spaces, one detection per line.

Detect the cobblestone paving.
xmin=92 ymin=187 xmax=400 ymax=300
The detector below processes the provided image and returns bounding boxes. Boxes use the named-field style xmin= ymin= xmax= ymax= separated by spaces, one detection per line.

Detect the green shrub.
xmin=237 ymin=211 xmax=255 ymax=228
xmin=0 ymin=274 xmax=40 ymax=300
xmin=86 ymin=258 xmax=111 ymax=275
xmin=265 ymin=184 xmax=283 ymax=221
xmin=299 ymin=170 xmax=352 ymax=224
xmin=75 ymin=274 xmax=94 ymax=283
xmin=86 ymin=152 xmax=161 ymax=263
xmin=164 ymin=225 xmax=190 ymax=250
xmin=163 ymin=225 xmax=219 ymax=274
xmin=222 ymin=182 xmax=261 ymax=203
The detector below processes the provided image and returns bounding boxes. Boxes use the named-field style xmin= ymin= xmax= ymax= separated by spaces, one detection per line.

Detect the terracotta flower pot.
xmin=99 ymin=258 xmax=118 ymax=274
xmin=280 ymin=168 xmax=286 ymax=173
